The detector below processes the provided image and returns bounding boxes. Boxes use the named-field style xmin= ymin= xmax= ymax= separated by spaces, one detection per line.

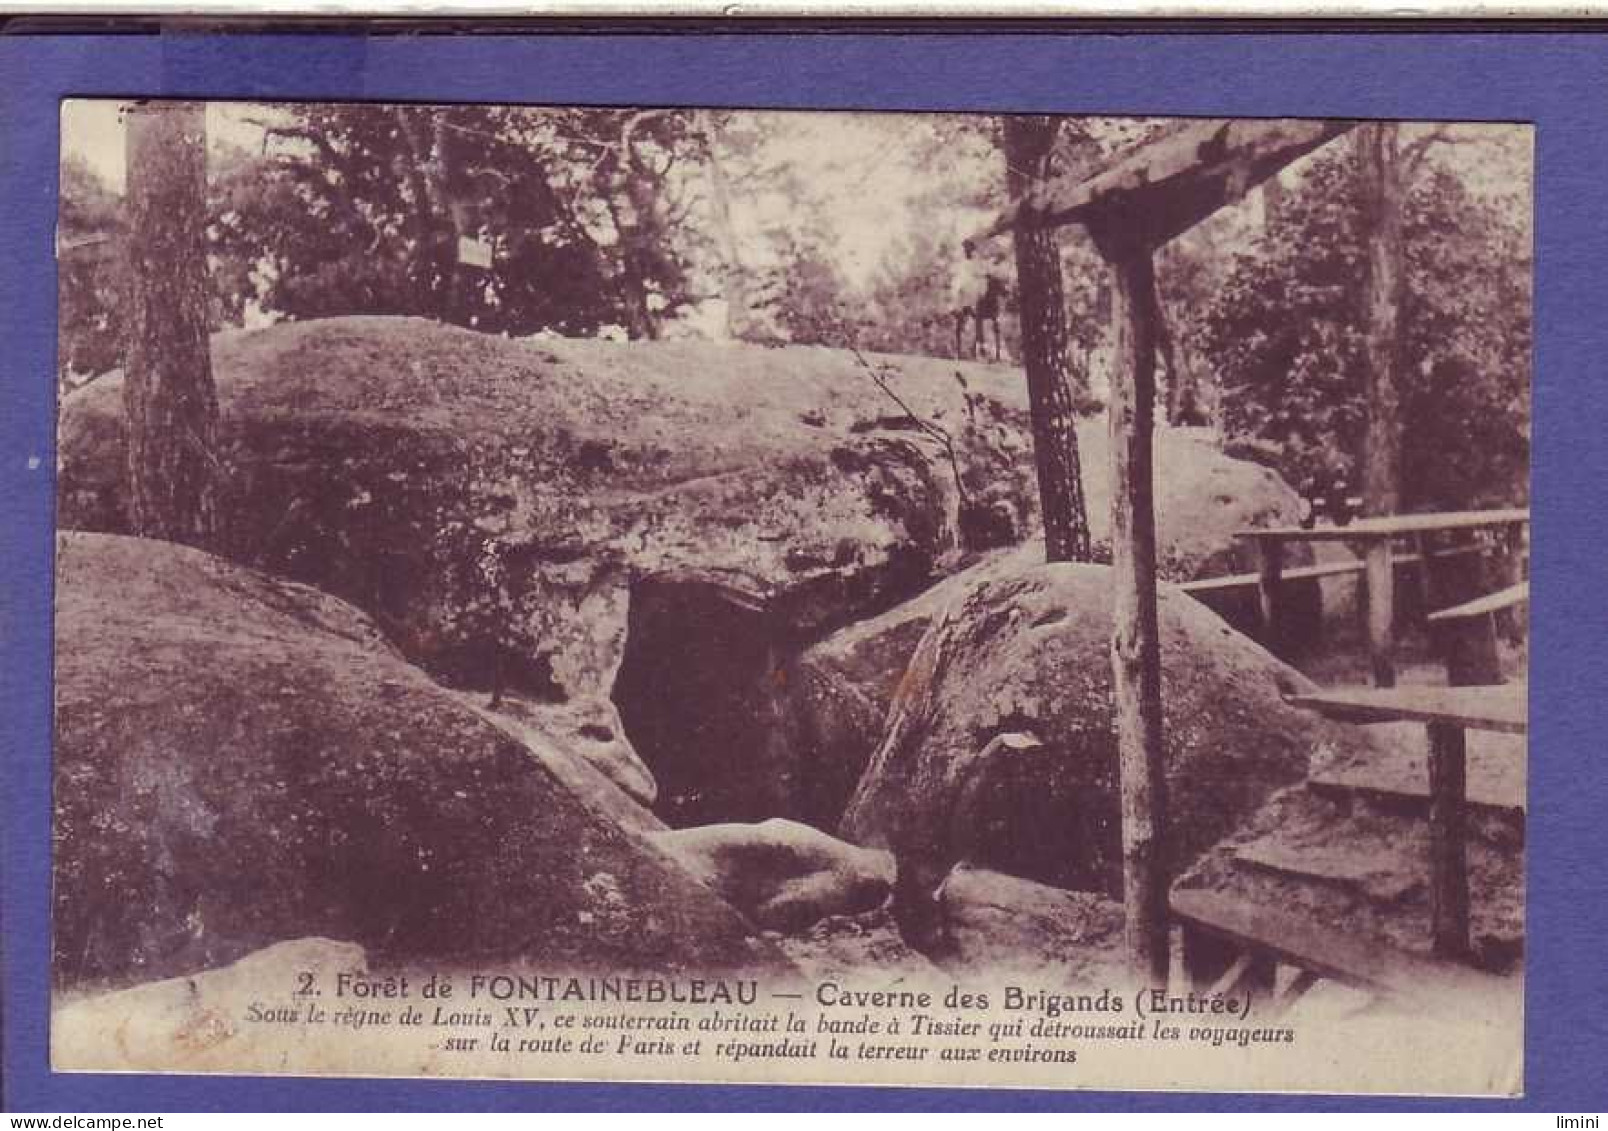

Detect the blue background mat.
xmin=3 ymin=28 xmax=1605 ymax=1112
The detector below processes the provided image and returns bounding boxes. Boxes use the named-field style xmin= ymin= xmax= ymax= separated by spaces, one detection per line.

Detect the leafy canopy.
xmin=1200 ymin=147 xmax=1530 ymax=509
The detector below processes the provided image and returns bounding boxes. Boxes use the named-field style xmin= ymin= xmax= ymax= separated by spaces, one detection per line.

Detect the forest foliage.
xmin=1198 ymin=143 xmax=1531 ymax=508
xmin=58 ymin=107 xmax=1530 ymax=509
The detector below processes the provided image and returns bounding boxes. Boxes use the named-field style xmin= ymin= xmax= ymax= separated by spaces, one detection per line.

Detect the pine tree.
xmin=1001 ymin=115 xmax=1092 ymax=563
xmin=122 ymin=101 xmax=219 ymax=547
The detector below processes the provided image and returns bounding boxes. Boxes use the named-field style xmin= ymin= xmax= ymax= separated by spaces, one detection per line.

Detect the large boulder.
xmin=58 ymin=319 xmax=1303 ymax=827
xmin=775 ymin=547 xmax=1037 ymax=826
xmin=489 ymin=693 xmax=657 ymax=810
xmin=771 ymin=907 xmax=944 ymax=986
xmin=53 ymin=532 xmax=780 ymax=987
xmin=723 ymin=460 xmax=1299 ymax=830
xmin=57 ymin=318 xmax=1039 ymax=717
xmin=838 ymin=557 xmax=1389 ymax=896
xmin=937 ymin=865 xmax=1126 ymax=983
xmin=650 ymin=819 xmax=893 ymax=933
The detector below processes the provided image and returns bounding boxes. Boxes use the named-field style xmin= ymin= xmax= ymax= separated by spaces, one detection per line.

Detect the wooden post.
xmin=1209 ymin=952 xmax=1277 ymax=1002
xmin=1254 ymin=536 xmax=1286 ymax=653
xmin=1433 ymin=534 xmax=1503 ymax=686
xmin=1412 ymin=532 xmax=1437 ymax=619
xmin=1180 ymin=922 xmax=1238 ymax=991
xmin=1365 ymin=539 xmax=1397 ymax=687
xmin=1103 ymin=240 xmax=1170 ymax=990
xmin=961 ymin=117 xmax=1358 ymax=996
xmin=1273 ymin=968 xmax=1322 ymax=1016
xmin=1426 ymin=721 xmax=1471 ymax=959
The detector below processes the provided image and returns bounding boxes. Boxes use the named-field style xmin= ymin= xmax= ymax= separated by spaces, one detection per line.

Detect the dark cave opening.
xmin=610 ymin=570 xmax=799 ymax=828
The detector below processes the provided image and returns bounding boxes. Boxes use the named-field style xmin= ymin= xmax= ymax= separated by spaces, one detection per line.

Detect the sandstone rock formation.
xmin=53 ymin=532 xmax=779 ymax=987
xmin=651 ymin=818 xmax=893 ymax=933
xmin=937 ymin=865 xmax=1127 ymax=983
xmin=58 ymin=318 xmax=1304 ymax=827
xmin=57 ymin=318 xmax=1037 ymax=717
xmin=839 ymin=558 xmax=1389 ymax=895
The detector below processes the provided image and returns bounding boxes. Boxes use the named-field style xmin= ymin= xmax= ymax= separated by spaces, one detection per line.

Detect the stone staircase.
xmin=1170 ymin=723 xmax=1525 ymax=1018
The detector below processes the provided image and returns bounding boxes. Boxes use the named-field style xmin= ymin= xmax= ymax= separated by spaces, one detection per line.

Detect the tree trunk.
xmin=1152 ymin=276 xmax=1195 ymax=426
xmin=608 ymin=112 xmax=670 ymax=342
xmin=619 ymin=235 xmax=660 ymax=340
xmin=1357 ymin=123 xmax=1406 ymax=519
xmin=430 ymin=113 xmax=473 ymax=326
xmin=123 ymin=101 xmax=219 ymax=548
xmin=393 ymin=107 xmax=462 ymax=323
xmin=698 ymin=111 xmax=751 ymax=341
xmin=1357 ymin=123 xmax=1407 ymax=686
xmin=623 ymin=159 xmax=666 ymax=341
xmin=1002 ymin=115 xmax=1092 ymax=564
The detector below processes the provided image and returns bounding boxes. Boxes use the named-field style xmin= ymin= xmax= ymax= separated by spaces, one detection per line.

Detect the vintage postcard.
xmin=50 ymin=97 xmax=1530 ymax=1094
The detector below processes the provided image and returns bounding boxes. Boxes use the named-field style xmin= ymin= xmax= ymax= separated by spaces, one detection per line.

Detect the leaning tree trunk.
xmin=123 ymin=101 xmax=219 ymax=549
xmin=698 ymin=110 xmax=752 ymax=341
xmin=393 ymin=107 xmax=464 ymax=324
xmin=1356 ymin=123 xmax=1407 ymax=686
xmin=1002 ymin=115 xmax=1092 ymax=564
xmin=619 ymin=169 xmax=666 ymax=341
xmin=606 ymin=111 xmax=674 ymax=342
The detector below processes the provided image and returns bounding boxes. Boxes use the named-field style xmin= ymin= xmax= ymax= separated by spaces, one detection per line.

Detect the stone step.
xmin=1179 ymin=784 xmax=1525 ymax=973
xmin=1232 ymin=837 xmax=1422 ymax=904
xmin=1310 ymin=722 xmax=1526 ymax=820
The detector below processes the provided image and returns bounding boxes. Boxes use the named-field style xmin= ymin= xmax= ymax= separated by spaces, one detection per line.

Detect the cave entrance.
xmin=611 ymin=570 xmax=797 ymax=827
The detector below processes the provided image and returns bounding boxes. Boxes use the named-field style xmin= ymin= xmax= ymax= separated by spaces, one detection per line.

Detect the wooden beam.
xmin=1175 ymin=548 xmax=1482 ymax=596
xmin=1254 ymin=537 xmax=1287 ymax=654
xmin=1180 ymin=919 xmax=1240 ymax=992
xmin=1274 ymin=967 xmax=1323 ymax=1014
xmin=1104 ymin=237 xmax=1170 ymax=990
xmin=1238 ymin=507 xmax=1530 ymax=542
xmin=1210 ymin=952 xmax=1278 ymax=1003
xmin=1170 ymin=888 xmax=1511 ymax=1005
xmin=969 ymin=118 xmax=1355 ymax=254
xmin=1428 ymin=581 xmax=1531 ymax=623
xmin=1286 ymin=683 xmax=1528 ymax=735
xmin=1179 ymin=557 xmax=1364 ymax=595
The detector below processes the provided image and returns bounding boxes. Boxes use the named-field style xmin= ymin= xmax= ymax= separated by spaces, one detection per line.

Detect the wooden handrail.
xmin=1240 ymin=508 xmax=1530 ymax=543
xmin=1178 ymin=546 xmax=1482 ymax=595
xmin=1428 ymin=581 xmax=1530 ymax=623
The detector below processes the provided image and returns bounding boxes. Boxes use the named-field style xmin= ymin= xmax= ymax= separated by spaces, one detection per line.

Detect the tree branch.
xmin=258 ymin=124 xmax=356 ymax=180
xmin=620 ymin=108 xmax=678 ymax=160
xmin=842 ymin=341 xmax=971 ymax=510
xmin=1400 ymin=124 xmax=1456 ymax=184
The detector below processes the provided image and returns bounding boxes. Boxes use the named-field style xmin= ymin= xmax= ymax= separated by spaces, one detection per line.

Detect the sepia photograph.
xmin=48 ymin=98 xmax=1531 ymax=1094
